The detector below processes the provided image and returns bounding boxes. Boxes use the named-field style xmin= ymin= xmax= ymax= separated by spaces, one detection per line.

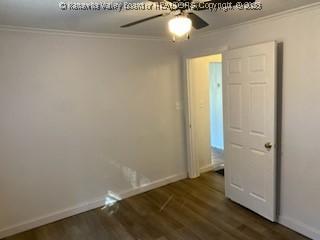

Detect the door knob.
xmin=265 ymin=142 xmax=272 ymax=151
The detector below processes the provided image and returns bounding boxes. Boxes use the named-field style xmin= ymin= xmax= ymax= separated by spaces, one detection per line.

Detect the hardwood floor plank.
xmin=164 ymin=182 xmax=260 ymax=240
xmin=4 ymin=172 xmax=309 ymax=240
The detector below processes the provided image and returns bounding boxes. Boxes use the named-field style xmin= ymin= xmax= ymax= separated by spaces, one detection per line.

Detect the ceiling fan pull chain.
xmin=172 ymin=35 xmax=176 ymax=43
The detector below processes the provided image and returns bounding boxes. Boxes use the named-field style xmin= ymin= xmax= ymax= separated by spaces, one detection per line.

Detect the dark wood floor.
xmin=4 ymin=172 xmax=309 ymax=240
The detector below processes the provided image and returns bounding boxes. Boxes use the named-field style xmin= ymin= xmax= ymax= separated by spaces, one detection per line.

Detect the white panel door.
xmin=223 ymin=42 xmax=277 ymax=221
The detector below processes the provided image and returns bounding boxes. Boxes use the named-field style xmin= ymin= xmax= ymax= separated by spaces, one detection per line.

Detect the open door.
xmin=223 ymin=42 xmax=277 ymax=221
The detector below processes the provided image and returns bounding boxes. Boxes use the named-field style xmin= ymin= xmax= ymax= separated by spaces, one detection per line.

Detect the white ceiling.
xmin=0 ymin=0 xmax=318 ymax=37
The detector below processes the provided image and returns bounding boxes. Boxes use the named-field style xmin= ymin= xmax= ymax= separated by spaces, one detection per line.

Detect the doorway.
xmin=209 ymin=61 xmax=224 ymax=174
xmin=186 ymin=42 xmax=278 ymax=221
xmin=186 ymin=53 xmax=224 ymax=178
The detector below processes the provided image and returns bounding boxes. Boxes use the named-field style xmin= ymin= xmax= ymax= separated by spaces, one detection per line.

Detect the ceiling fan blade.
xmin=193 ymin=0 xmax=255 ymax=11
xmin=188 ymin=13 xmax=209 ymax=29
xmin=121 ymin=14 xmax=164 ymax=28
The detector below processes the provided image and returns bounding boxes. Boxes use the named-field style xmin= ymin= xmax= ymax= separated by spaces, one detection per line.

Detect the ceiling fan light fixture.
xmin=168 ymin=16 xmax=192 ymax=37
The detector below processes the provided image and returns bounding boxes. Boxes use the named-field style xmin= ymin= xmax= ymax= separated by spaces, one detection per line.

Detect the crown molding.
xmin=195 ymin=2 xmax=320 ymax=39
xmin=0 ymin=2 xmax=319 ymax=42
xmin=0 ymin=24 xmax=167 ymax=41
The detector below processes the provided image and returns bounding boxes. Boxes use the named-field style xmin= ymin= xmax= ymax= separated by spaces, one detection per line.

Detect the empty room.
xmin=0 ymin=0 xmax=319 ymax=239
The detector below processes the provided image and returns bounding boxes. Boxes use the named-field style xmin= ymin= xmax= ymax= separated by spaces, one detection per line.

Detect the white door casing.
xmin=186 ymin=55 xmax=222 ymax=178
xmin=223 ymin=42 xmax=277 ymax=221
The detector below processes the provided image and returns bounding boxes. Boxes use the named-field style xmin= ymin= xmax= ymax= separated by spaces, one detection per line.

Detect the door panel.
xmin=249 ymin=84 xmax=266 ymax=135
xmin=223 ymin=42 xmax=277 ymax=221
xmin=228 ymin=84 xmax=242 ymax=131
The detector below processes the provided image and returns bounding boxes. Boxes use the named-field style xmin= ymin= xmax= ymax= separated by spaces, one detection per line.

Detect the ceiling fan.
xmin=121 ymin=0 xmax=256 ymax=40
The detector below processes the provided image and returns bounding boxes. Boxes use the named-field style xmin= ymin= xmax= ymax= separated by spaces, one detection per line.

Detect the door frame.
xmin=184 ymin=41 xmax=281 ymax=222
xmin=183 ymin=46 xmax=228 ymax=178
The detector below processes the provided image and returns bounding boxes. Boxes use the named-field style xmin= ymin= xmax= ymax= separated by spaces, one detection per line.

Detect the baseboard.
xmin=213 ymin=162 xmax=224 ymax=171
xmin=200 ymin=164 xmax=215 ymax=173
xmin=118 ymin=172 xmax=187 ymax=199
xmin=278 ymin=215 xmax=320 ymax=240
xmin=200 ymin=161 xmax=225 ymax=174
xmin=0 ymin=172 xmax=187 ymax=239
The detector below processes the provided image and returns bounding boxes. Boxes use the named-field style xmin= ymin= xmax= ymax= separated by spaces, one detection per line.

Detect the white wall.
xmin=0 ymin=29 xmax=186 ymax=237
xmin=182 ymin=5 xmax=320 ymax=239
xmin=1 ymin=4 xmax=320 ymax=239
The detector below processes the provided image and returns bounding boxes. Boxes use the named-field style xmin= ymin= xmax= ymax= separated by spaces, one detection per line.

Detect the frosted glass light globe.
xmin=168 ymin=16 xmax=192 ymax=37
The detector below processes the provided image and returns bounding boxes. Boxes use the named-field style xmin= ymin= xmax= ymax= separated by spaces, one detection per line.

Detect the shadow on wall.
xmin=276 ymin=42 xmax=283 ymax=219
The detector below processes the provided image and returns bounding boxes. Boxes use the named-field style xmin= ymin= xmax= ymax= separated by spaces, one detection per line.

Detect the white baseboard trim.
xmin=0 ymin=172 xmax=187 ymax=239
xmin=200 ymin=164 xmax=215 ymax=173
xmin=213 ymin=162 xmax=224 ymax=171
xmin=278 ymin=215 xmax=320 ymax=240
xmin=200 ymin=162 xmax=225 ymax=174
xmin=119 ymin=172 xmax=187 ymax=199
